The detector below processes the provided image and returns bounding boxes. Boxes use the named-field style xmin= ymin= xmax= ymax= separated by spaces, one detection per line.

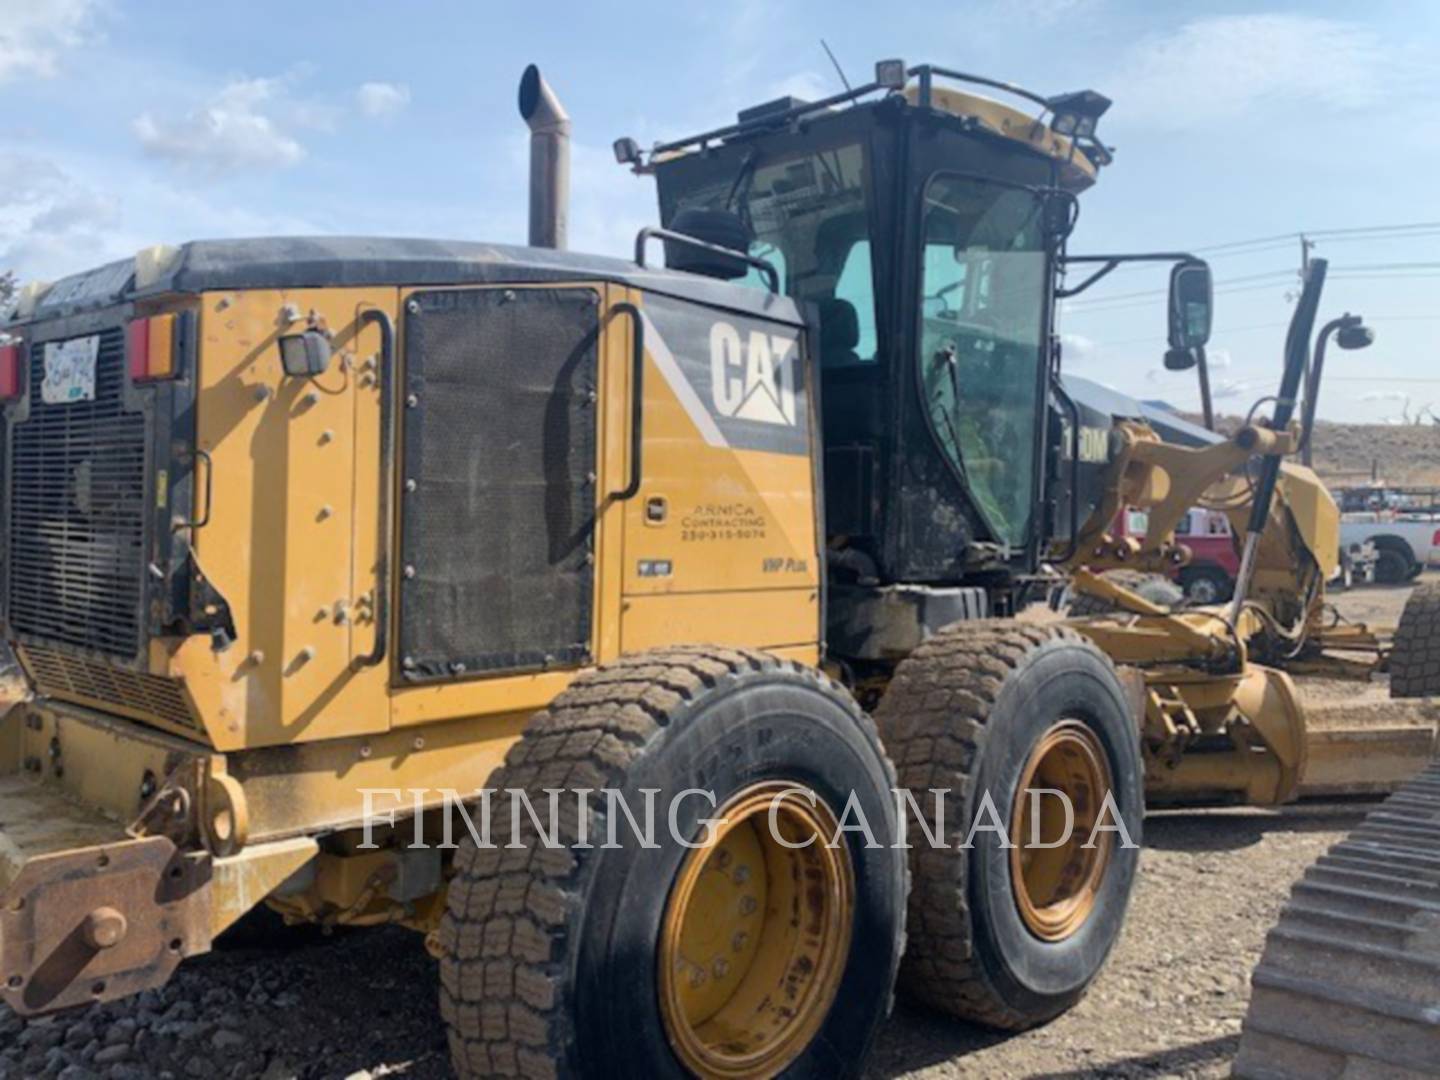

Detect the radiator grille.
xmin=22 ymin=643 xmax=200 ymax=732
xmin=7 ymin=328 xmax=148 ymax=659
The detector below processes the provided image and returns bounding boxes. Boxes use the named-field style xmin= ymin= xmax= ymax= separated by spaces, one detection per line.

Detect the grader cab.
xmin=0 ymin=60 xmax=1433 ymax=1078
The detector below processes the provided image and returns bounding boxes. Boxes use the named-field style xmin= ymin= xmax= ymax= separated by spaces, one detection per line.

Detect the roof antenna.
xmin=821 ymin=39 xmax=853 ymax=94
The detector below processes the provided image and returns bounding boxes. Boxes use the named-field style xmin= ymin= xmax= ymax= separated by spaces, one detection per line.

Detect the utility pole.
xmin=1297 ymin=233 xmax=1316 ymax=434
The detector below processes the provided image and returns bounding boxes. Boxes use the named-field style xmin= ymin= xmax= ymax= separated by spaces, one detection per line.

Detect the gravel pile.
xmin=0 ymin=924 xmax=451 ymax=1080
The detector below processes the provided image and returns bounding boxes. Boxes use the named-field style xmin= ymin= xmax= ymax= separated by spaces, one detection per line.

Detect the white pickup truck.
xmin=1339 ymin=513 xmax=1440 ymax=583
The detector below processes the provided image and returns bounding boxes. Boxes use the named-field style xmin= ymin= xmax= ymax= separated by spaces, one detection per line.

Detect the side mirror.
xmin=1168 ymin=261 xmax=1212 ymax=350
xmin=278 ymin=330 xmax=332 ymax=378
xmin=1337 ymin=323 xmax=1375 ymax=350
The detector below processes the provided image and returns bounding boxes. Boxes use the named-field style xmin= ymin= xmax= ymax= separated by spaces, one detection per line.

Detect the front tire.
xmin=875 ymin=623 xmax=1143 ymax=1030
xmin=439 ymin=647 xmax=907 ymax=1079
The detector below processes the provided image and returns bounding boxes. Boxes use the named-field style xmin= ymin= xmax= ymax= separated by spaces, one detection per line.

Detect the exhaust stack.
xmin=518 ymin=64 xmax=571 ymax=250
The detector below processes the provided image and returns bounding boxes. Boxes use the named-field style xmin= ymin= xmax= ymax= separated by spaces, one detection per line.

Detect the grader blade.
xmin=1235 ymin=757 xmax=1440 ymax=1078
xmin=1295 ymin=678 xmax=1440 ymax=798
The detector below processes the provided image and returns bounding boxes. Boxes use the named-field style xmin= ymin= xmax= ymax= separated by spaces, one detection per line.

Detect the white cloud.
xmin=134 ymin=76 xmax=306 ymax=172
xmin=1111 ymin=15 xmax=1396 ymax=130
xmin=357 ymin=81 xmax=411 ymax=120
xmin=0 ymin=151 xmax=124 ymax=281
xmin=0 ymin=0 xmax=99 ymax=83
xmin=0 ymin=144 xmax=325 ymax=284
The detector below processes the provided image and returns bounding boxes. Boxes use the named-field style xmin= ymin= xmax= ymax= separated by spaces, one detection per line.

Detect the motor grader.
xmin=0 ymin=60 xmax=1434 ymax=1079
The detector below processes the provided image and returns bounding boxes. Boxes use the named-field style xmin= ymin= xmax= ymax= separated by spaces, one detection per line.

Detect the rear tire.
xmin=875 ymin=623 xmax=1143 ymax=1030
xmin=1179 ymin=565 xmax=1232 ymax=605
xmin=439 ymin=646 xmax=907 ymax=1079
xmin=1374 ymin=544 xmax=1415 ymax=585
xmin=1391 ymin=582 xmax=1440 ymax=698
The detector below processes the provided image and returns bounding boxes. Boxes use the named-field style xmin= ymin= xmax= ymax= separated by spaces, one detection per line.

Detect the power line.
xmin=1075 ymin=221 xmax=1440 ymax=277
xmin=1064 ymin=273 xmax=1298 ymax=312
xmin=1080 ymin=311 xmax=1440 ymax=349
xmin=1064 ymin=262 xmax=1440 ymax=314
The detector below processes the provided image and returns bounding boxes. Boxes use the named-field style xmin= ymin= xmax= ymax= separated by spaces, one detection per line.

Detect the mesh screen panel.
xmin=398 ymin=288 xmax=598 ymax=680
xmin=7 ymin=328 xmax=148 ymax=659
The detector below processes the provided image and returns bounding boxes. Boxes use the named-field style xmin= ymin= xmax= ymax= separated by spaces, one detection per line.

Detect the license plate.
xmin=42 ymin=336 xmax=99 ymax=404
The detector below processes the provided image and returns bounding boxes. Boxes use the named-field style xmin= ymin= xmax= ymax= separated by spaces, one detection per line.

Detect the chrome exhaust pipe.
xmin=518 ymin=64 xmax=570 ymax=250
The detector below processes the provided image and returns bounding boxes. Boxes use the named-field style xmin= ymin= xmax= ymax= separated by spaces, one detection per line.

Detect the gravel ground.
xmin=0 ymin=579 xmax=1425 ymax=1080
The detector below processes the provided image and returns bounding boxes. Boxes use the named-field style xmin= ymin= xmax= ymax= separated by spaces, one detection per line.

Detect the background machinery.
xmin=0 ymin=59 xmax=1433 ymax=1078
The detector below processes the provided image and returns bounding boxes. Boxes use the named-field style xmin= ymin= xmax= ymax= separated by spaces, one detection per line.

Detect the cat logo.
xmin=709 ymin=321 xmax=798 ymax=427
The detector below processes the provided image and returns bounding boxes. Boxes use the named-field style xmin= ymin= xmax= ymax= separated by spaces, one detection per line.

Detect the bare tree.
xmin=0 ymin=271 xmax=14 ymax=309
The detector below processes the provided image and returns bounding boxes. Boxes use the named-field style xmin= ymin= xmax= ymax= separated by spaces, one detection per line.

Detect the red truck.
xmin=1116 ymin=506 xmax=1240 ymax=603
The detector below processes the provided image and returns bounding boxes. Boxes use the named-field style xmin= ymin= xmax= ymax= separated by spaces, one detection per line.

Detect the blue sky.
xmin=3 ymin=0 xmax=1437 ymax=421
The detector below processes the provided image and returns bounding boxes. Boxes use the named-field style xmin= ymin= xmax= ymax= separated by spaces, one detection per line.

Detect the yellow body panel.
xmin=166 ymin=288 xmax=393 ymax=749
xmin=621 ymin=590 xmax=819 ymax=654
xmin=129 ymin=281 xmax=820 ymax=751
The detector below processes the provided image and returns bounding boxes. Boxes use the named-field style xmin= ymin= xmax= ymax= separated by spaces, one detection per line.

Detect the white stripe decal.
xmin=640 ymin=310 xmax=729 ymax=449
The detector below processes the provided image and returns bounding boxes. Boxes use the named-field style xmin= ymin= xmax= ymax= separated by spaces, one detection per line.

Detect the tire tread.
xmin=875 ymin=620 xmax=1112 ymax=1030
xmin=1391 ymin=582 xmax=1440 ymax=699
xmin=440 ymin=645 xmax=899 ymax=1078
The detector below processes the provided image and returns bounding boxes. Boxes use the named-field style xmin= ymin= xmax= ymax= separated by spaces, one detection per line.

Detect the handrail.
xmin=1051 ymin=378 xmax=1083 ymax=564
xmin=353 ymin=307 xmax=396 ymax=671
xmin=609 ymin=303 xmax=645 ymax=502
xmin=633 ymin=227 xmax=780 ymax=293
xmin=172 ymin=448 xmax=213 ymax=531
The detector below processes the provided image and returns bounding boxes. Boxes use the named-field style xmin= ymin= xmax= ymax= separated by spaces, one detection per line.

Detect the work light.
xmin=875 ymin=58 xmax=907 ymax=90
xmin=278 ymin=330 xmax=332 ymax=378
xmin=1047 ymin=89 xmax=1111 ymax=141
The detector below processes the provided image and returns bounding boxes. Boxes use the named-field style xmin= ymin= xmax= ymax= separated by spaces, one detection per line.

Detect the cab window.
xmin=665 ymin=142 xmax=878 ymax=371
xmin=919 ymin=175 xmax=1047 ymax=548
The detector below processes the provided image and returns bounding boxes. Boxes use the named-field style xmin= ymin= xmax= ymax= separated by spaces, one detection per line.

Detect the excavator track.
xmin=1234 ymin=758 xmax=1440 ymax=1078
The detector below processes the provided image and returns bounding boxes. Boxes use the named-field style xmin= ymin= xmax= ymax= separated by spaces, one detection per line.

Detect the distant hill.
xmin=1199 ymin=414 xmax=1440 ymax=487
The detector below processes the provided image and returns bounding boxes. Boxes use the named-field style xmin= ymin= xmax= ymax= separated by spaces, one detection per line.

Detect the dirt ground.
xmin=0 ymin=578 xmax=1429 ymax=1080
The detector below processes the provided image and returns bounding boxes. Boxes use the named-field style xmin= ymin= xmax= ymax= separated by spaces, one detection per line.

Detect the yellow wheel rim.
xmin=659 ymin=782 xmax=854 ymax=1079
xmin=1009 ymin=720 xmax=1114 ymax=942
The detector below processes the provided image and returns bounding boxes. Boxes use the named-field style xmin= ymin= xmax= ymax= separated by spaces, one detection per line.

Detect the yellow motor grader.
xmin=0 ymin=59 xmax=1433 ymax=1079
